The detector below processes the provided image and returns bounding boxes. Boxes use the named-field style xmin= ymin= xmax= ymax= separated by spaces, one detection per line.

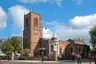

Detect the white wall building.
xmin=48 ymin=36 xmax=59 ymax=60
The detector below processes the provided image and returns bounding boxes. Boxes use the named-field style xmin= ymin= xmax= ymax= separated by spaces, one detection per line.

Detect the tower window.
xmin=34 ymin=18 xmax=38 ymax=29
xmin=26 ymin=18 xmax=29 ymax=27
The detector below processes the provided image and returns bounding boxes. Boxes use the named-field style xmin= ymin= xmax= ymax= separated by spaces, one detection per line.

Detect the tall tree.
xmin=1 ymin=36 xmax=23 ymax=60
xmin=10 ymin=36 xmax=23 ymax=52
xmin=89 ymin=26 xmax=96 ymax=49
xmin=1 ymin=39 xmax=14 ymax=60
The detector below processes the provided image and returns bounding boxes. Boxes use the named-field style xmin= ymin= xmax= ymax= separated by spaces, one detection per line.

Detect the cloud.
xmin=43 ymin=28 xmax=54 ymax=39
xmin=0 ymin=7 xmax=7 ymax=30
xmin=18 ymin=0 xmax=62 ymax=7
xmin=8 ymin=5 xmax=30 ymax=30
xmin=73 ymin=0 xmax=84 ymax=5
xmin=70 ymin=14 xmax=96 ymax=29
xmin=46 ymin=21 xmax=88 ymax=38
xmin=45 ymin=14 xmax=96 ymax=46
xmin=19 ymin=0 xmax=84 ymax=6
xmin=55 ymin=23 xmax=90 ymax=43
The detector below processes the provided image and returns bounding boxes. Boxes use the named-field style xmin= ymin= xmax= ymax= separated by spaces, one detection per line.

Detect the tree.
xmin=20 ymin=49 xmax=30 ymax=56
xmin=0 ymin=39 xmax=3 ymax=48
xmin=1 ymin=36 xmax=23 ymax=60
xmin=10 ymin=36 xmax=23 ymax=52
xmin=1 ymin=39 xmax=14 ymax=60
xmin=89 ymin=26 xmax=96 ymax=49
xmin=19 ymin=49 xmax=30 ymax=60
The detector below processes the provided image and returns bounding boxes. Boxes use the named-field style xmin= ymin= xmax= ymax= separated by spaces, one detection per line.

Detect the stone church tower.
xmin=23 ymin=12 xmax=41 ymax=57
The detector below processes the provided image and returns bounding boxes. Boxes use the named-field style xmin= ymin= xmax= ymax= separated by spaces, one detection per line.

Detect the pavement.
xmin=0 ymin=60 xmax=95 ymax=64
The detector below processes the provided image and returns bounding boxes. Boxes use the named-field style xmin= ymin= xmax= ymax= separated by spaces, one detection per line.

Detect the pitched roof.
xmin=59 ymin=41 xmax=70 ymax=53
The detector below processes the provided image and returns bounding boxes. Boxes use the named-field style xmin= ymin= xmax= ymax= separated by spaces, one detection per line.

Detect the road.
xmin=0 ymin=60 xmax=95 ymax=64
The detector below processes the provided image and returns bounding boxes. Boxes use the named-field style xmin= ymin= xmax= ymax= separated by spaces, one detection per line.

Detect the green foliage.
xmin=90 ymin=48 xmax=96 ymax=56
xmin=1 ymin=39 xmax=14 ymax=54
xmin=10 ymin=36 xmax=23 ymax=52
xmin=20 ymin=49 xmax=30 ymax=56
xmin=19 ymin=49 xmax=30 ymax=60
xmin=1 ymin=36 xmax=23 ymax=56
xmin=89 ymin=26 xmax=96 ymax=49
xmin=0 ymin=56 xmax=7 ymax=60
xmin=0 ymin=36 xmax=32 ymax=60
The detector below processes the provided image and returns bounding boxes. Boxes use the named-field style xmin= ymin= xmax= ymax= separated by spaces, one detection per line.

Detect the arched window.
xmin=25 ymin=18 xmax=29 ymax=27
xmin=33 ymin=18 xmax=38 ymax=28
xmin=51 ymin=45 xmax=54 ymax=52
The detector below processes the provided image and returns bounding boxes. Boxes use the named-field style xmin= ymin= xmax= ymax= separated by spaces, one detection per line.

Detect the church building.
xmin=23 ymin=12 xmax=41 ymax=57
xmin=23 ymin=12 xmax=90 ymax=60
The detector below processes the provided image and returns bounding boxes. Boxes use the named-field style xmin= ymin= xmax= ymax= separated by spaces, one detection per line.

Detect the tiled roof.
xmin=59 ymin=41 xmax=70 ymax=53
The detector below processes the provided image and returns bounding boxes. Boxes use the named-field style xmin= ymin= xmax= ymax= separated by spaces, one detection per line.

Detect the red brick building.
xmin=58 ymin=39 xmax=90 ymax=60
xmin=23 ymin=12 xmax=41 ymax=57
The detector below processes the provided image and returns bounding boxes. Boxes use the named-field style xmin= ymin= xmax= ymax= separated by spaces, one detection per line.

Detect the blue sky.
xmin=0 ymin=0 xmax=96 ymax=46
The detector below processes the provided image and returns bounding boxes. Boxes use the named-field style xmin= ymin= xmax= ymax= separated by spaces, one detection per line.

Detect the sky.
xmin=0 ymin=0 xmax=96 ymax=46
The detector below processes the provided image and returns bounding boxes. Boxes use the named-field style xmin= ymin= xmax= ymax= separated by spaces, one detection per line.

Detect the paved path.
xmin=0 ymin=60 xmax=95 ymax=64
